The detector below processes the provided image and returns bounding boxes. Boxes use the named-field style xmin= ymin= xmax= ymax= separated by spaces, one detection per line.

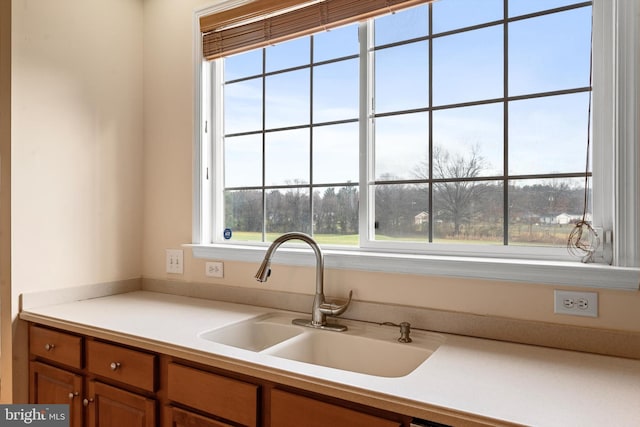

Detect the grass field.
xmin=226 ymin=225 xmax=575 ymax=247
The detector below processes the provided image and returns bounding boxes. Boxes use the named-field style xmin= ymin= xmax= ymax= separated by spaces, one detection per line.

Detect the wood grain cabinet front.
xmin=86 ymin=340 xmax=157 ymax=392
xmin=86 ymin=380 xmax=156 ymax=427
xmin=164 ymin=406 xmax=235 ymax=427
xmin=29 ymin=361 xmax=83 ymax=427
xmin=166 ymin=362 xmax=259 ymax=427
xmin=30 ymin=324 xmax=83 ymax=369
xmin=270 ymin=388 xmax=404 ymax=427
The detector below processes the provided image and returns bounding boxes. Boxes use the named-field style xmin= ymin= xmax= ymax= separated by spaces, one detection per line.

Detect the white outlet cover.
xmin=206 ymin=261 xmax=224 ymax=278
xmin=554 ymin=290 xmax=598 ymax=318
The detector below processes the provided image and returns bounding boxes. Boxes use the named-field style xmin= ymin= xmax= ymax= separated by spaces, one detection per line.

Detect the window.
xmin=193 ymin=0 xmax=639 ymax=289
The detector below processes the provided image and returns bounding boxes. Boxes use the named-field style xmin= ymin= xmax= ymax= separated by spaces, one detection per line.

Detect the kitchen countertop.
xmin=20 ymin=290 xmax=640 ymax=426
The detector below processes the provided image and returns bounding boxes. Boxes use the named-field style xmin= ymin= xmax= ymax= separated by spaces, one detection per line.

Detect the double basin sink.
xmin=199 ymin=313 xmax=445 ymax=378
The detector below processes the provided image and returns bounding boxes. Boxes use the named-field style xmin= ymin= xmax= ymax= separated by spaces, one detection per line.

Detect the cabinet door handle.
xmin=110 ymin=362 xmax=121 ymax=371
xmin=68 ymin=392 xmax=78 ymax=400
xmin=44 ymin=343 xmax=55 ymax=351
xmin=82 ymin=398 xmax=94 ymax=407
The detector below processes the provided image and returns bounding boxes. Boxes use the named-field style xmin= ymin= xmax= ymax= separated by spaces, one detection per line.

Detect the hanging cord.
xmin=567 ymin=13 xmax=599 ymax=263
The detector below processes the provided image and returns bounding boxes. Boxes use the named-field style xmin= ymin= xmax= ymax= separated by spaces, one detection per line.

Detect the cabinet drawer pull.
xmin=44 ymin=343 xmax=55 ymax=351
xmin=68 ymin=392 xmax=78 ymax=400
xmin=110 ymin=362 xmax=121 ymax=371
xmin=82 ymin=398 xmax=94 ymax=407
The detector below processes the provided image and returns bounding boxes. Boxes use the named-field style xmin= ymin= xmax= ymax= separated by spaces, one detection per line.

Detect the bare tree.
xmin=414 ymin=145 xmax=488 ymax=237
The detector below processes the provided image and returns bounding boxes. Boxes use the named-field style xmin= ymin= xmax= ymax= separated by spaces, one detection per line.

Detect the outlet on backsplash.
xmin=554 ymin=290 xmax=598 ymax=318
xmin=206 ymin=261 xmax=224 ymax=278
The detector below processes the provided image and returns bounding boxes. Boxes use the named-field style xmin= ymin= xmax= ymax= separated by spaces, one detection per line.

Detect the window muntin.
xmin=212 ymin=0 xmax=593 ymax=256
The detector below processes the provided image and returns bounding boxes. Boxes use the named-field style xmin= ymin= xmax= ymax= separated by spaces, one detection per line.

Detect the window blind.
xmin=200 ymin=0 xmax=433 ymax=60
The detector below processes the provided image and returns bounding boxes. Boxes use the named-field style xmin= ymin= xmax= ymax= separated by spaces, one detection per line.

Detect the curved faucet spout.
xmin=254 ymin=232 xmax=352 ymax=331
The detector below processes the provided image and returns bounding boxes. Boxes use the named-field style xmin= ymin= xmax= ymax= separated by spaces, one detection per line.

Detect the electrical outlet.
xmin=166 ymin=249 xmax=184 ymax=274
xmin=554 ymin=290 xmax=598 ymax=317
xmin=205 ymin=261 xmax=224 ymax=278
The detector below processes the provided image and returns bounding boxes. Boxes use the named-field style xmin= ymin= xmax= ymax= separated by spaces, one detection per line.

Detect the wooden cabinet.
xmin=29 ymin=324 xmax=157 ymax=427
xmin=86 ymin=340 xmax=157 ymax=392
xmin=86 ymin=381 xmax=155 ymax=427
xmin=30 ymin=361 xmax=83 ymax=427
xmin=164 ymin=406 xmax=234 ymax=427
xmin=29 ymin=322 xmax=438 ymax=427
xmin=166 ymin=363 xmax=259 ymax=427
xmin=270 ymin=388 xmax=403 ymax=427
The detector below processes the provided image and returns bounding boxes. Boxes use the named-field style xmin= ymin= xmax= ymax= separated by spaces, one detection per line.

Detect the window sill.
xmin=188 ymin=244 xmax=640 ymax=290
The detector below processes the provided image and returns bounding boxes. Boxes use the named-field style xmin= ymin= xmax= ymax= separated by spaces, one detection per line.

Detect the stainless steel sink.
xmin=199 ymin=314 xmax=303 ymax=352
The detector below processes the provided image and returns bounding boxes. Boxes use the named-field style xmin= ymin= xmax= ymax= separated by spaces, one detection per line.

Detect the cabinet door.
xmin=30 ymin=361 xmax=83 ymax=427
xmin=271 ymin=389 xmax=402 ymax=427
xmin=164 ymin=406 xmax=234 ymax=427
xmin=86 ymin=380 xmax=156 ymax=427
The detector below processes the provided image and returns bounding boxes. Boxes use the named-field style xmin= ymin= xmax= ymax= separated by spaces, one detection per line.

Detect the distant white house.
xmin=414 ymin=211 xmax=429 ymax=225
xmin=555 ymin=212 xmax=592 ymax=225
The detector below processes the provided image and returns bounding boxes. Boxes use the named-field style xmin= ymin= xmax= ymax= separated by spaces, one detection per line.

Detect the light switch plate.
xmin=166 ymin=249 xmax=184 ymax=274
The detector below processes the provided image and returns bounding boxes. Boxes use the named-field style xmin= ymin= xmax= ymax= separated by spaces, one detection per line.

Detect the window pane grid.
xmin=370 ymin=0 xmax=592 ymax=247
xmin=218 ymin=0 xmax=593 ymax=251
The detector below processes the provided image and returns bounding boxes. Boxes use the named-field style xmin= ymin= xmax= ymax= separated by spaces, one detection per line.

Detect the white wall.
xmin=7 ymin=0 xmax=144 ymax=402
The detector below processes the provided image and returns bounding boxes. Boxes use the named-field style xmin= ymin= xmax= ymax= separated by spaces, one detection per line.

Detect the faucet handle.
xmin=319 ymin=290 xmax=353 ymax=316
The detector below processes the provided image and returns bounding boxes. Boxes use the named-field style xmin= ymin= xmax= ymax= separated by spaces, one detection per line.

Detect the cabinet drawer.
xmin=30 ymin=325 xmax=83 ymax=369
xmin=167 ymin=363 xmax=258 ymax=427
xmin=86 ymin=340 xmax=156 ymax=392
xmin=271 ymin=389 xmax=402 ymax=427
xmin=165 ymin=406 xmax=235 ymax=427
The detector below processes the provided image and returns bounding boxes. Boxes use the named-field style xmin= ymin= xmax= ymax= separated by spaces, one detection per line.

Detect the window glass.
xmin=265 ymin=69 xmax=310 ymax=129
xmin=432 ymin=103 xmax=504 ymax=177
xmin=313 ymin=123 xmax=359 ymax=184
xmin=509 ymin=7 xmax=592 ymax=95
xmin=224 ymin=48 xmax=263 ymax=81
xmin=509 ymin=92 xmax=590 ymax=175
xmin=224 ymin=189 xmax=263 ymax=240
xmin=313 ymin=58 xmax=359 ymax=123
xmin=224 ymin=134 xmax=263 ymax=188
xmin=374 ymin=112 xmax=429 ymax=181
xmin=265 ymin=37 xmax=310 ymax=72
xmin=266 ymin=188 xmax=311 ymax=237
xmin=374 ymin=5 xmax=428 ymax=46
xmin=374 ymin=41 xmax=429 ymax=113
xmin=432 ymin=25 xmax=503 ymax=106
xmin=509 ymin=0 xmax=582 ymax=17
xmin=265 ymin=129 xmax=309 ymax=186
xmin=313 ymin=186 xmax=359 ymax=242
xmin=214 ymin=0 xmax=593 ymax=252
xmin=432 ymin=180 xmax=504 ymax=244
xmin=314 ymin=25 xmax=359 ymax=62
xmin=224 ymin=78 xmax=263 ymax=134
xmin=432 ymin=0 xmax=503 ymax=33
xmin=508 ymin=177 xmax=591 ymax=246
xmin=374 ymin=183 xmax=430 ymax=242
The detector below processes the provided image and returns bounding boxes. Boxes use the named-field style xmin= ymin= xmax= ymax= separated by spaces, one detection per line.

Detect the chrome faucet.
xmin=255 ymin=232 xmax=353 ymax=332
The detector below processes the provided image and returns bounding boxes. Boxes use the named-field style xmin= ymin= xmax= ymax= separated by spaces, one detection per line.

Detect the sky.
xmin=221 ymin=0 xmax=592 ymax=190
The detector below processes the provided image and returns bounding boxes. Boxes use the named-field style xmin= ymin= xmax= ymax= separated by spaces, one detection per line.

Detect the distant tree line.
xmin=224 ymin=147 xmax=589 ymax=242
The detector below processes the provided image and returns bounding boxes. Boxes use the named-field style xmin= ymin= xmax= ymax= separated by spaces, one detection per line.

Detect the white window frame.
xmin=190 ymin=0 xmax=639 ymax=290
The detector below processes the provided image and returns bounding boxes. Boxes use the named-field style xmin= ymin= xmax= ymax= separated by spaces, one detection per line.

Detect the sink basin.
xmin=264 ymin=329 xmax=444 ymax=377
xmin=199 ymin=314 xmax=303 ymax=352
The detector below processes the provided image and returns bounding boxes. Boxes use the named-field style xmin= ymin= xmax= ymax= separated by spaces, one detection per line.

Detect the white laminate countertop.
xmin=20 ymin=290 xmax=640 ymax=427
